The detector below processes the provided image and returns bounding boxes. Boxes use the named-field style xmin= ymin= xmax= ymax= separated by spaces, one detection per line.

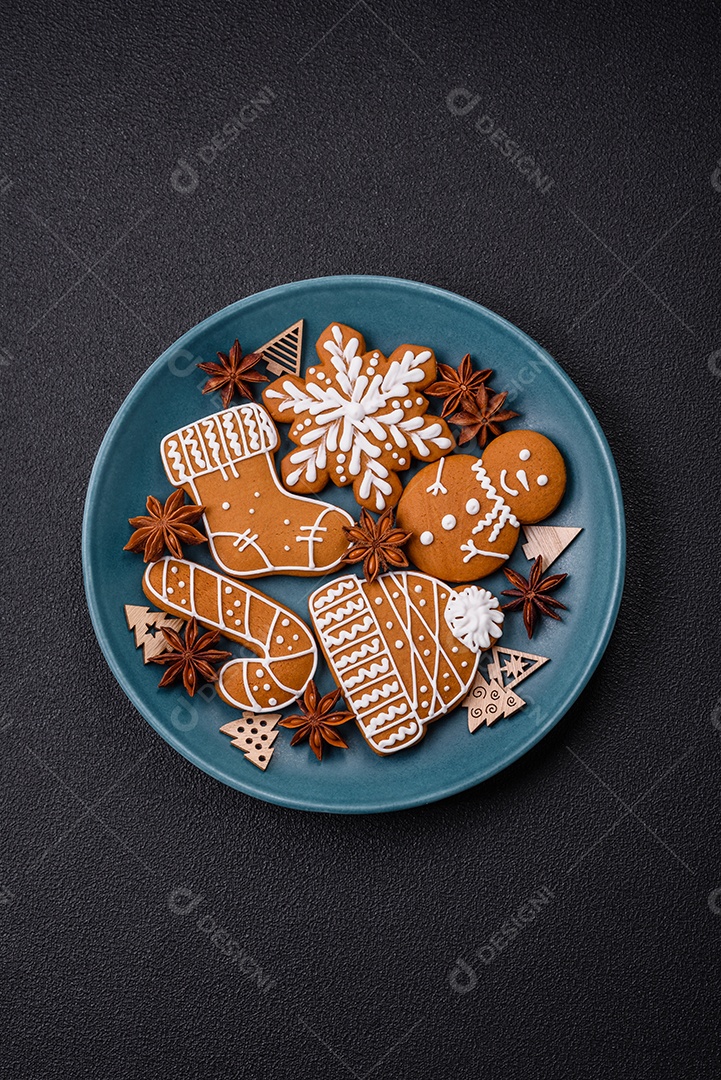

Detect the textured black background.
xmin=2 ymin=1 xmax=721 ymax=1077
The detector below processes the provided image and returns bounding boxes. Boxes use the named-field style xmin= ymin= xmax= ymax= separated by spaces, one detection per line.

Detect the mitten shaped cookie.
xmin=308 ymin=571 xmax=503 ymax=755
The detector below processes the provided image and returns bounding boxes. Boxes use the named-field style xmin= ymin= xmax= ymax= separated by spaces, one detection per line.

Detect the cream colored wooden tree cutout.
xmin=522 ymin=525 xmax=582 ymax=571
xmin=220 ymin=713 xmax=281 ymax=770
xmin=462 ymin=646 xmax=549 ymax=733
xmin=124 ymin=604 xmax=184 ymax=663
xmin=258 ymin=320 xmax=304 ymax=377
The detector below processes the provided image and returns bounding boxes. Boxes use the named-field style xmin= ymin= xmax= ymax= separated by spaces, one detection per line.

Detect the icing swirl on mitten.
xmin=444 ymin=587 xmax=504 ymax=654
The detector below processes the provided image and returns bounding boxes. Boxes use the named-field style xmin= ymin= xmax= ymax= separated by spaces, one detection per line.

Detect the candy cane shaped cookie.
xmin=143 ymin=558 xmax=317 ymax=712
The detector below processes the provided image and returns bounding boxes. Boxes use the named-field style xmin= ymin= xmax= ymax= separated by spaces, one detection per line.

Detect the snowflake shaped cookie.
xmin=262 ymin=323 xmax=455 ymax=512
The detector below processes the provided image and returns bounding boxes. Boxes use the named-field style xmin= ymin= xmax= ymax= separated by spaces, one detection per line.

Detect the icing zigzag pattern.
xmin=325 ymin=616 xmax=374 ymax=648
xmin=342 ymin=658 xmax=391 ymax=690
xmin=354 ymin=681 xmax=400 ymax=710
xmin=312 ymin=579 xmax=356 ymax=611
xmin=471 ymin=461 xmax=520 ymax=541
xmin=315 ymin=598 xmax=366 ymax=629
xmin=334 ymin=639 xmax=381 ymax=670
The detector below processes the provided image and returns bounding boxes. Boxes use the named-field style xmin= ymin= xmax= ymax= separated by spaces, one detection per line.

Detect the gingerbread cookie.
xmin=143 ymin=557 xmax=317 ymax=712
xmin=159 ymin=403 xmax=354 ymax=578
xmin=308 ymin=571 xmax=503 ymax=755
xmin=263 ymin=322 xmax=455 ymax=512
xmin=396 ymin=455 xmax=520 ymax=582
xmin=479 ymin=430 xmax=566 ymax=523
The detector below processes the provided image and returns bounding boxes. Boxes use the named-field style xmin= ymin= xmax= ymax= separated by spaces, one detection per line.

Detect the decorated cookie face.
xmin=396 ymin=455 xmax=520 ymax=583
xmin=479 ymin=430 xmax=566 ymax=524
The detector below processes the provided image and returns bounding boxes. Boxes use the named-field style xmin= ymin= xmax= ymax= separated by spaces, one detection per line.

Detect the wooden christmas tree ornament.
xmin=220 ymin=713 xmax=281 ymax=770
xmin=521 ymin=525 xmax=582 ymax=571
xmin=124 ymin=604 xmax=184 ymax=663
xmin=463 ymin=646 xmax=549 ymax=733
xmin=258 ymin=320 xmax=304 ymax=377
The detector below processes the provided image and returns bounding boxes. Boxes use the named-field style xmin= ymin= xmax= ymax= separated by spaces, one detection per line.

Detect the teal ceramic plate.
xmin=82 ymin=276 xmax=625 ymax=813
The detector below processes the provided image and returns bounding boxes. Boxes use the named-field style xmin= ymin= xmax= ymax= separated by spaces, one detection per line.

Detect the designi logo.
xmin=171 ymin=87 xmax=276 ymax=195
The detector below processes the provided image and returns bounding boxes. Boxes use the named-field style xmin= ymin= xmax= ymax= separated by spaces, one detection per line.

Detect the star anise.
xmin=501 ymin=556 xmax=568 ymax=638
xmin=279 ymin=682 xmax=354 ymax=760
xmin=447 ymin=383 xmax=519 ymax=448
xmin=197 ymin=339 xmax=268 ymax=407
xmin=124 ymin=490 xmax=206 ymax=562
xmin=342 ymin=507 xmax=412 ymax=583
xmin=149 ymin=617 xmax=232 ymax=696
xmin=426 ymin=353 xmax=492 ymax=417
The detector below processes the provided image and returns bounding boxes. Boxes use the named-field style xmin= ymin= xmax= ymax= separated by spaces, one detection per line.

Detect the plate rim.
xmin=82 ymin=274 xmax=626 ymax=813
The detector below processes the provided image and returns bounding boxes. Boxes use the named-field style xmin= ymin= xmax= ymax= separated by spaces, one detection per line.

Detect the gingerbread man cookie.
xmin=143 ymin=557 xmax=317 ymax=712
xmin=159 ymin=403 xmax=354 ymax=578
xmin=480 ymin=430 xmax=566 ymax=523
xmin=396 ymin=455 xmax=521 ymax=582
xmin=308 ymin=571 xmax=503 ymax=755
xmin=263 ymin=323 xmax=455 ymax=512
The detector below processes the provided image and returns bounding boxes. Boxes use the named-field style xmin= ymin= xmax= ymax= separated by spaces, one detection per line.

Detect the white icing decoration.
xmin=537 ymin=474 xmax=549 ymax=486
xmin=334 ymin=639 xmax=380 ymax=670
xmin=307 ymin=572 xmax=480 ymax=757
xmin=420 ymin=531 xmax=434 ymax=545
xmin=465 ymin=498 xmax=480 ymax=515
xmin=161 ymin=405 xmax=353 ymax=579
xmin=444 ymin=587 xmax=504 ymax=653
xmin=470 ymin=462 xmax=520 ymax=542
xmin=516 ymin=469 xmax=530 ymax=491
xmin=311 ymin=579 xmax=355 ymax=611
xmin=441 ymin=514 xmax=456 ymax=531
xmin=343 ymin=658 xmax=391 ymax=690
xmin=264 ymin=324 xmax=451 ymax=509
xmin=460 ymin=539 xmax=511 ymax=564
xmin=355 ymin=682 xmax=400 ymax=709
xmin=315 ymin=597 xmax=365 ymax=629
xmin=378 ymin=721 xmax=418 ymax=749
xmin=499 ymin=469 xmax=519 ymax=497
xmin=325 ymin=617 xmax=374 ymax=648
xmin=519 ymin=448 xmax=531 ymax=461
xmin=425 ymin=460 xmax=446 ymax=496
xmin=143 ymin=557 xmax=317 ymax=714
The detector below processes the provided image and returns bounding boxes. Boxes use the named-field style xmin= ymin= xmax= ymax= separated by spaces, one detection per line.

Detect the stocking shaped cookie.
xmin=144 ymin=557 xmax=317 ymax=712
xmin=309 ymin=571 xmax=502 ymax=755
xmin=160 ymin=403 xmax=353 ymax=578
xmin=263 ymin=323 xmax=455 ymax=512
xmin=396 ymin=455 xmax=521 ymax=582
